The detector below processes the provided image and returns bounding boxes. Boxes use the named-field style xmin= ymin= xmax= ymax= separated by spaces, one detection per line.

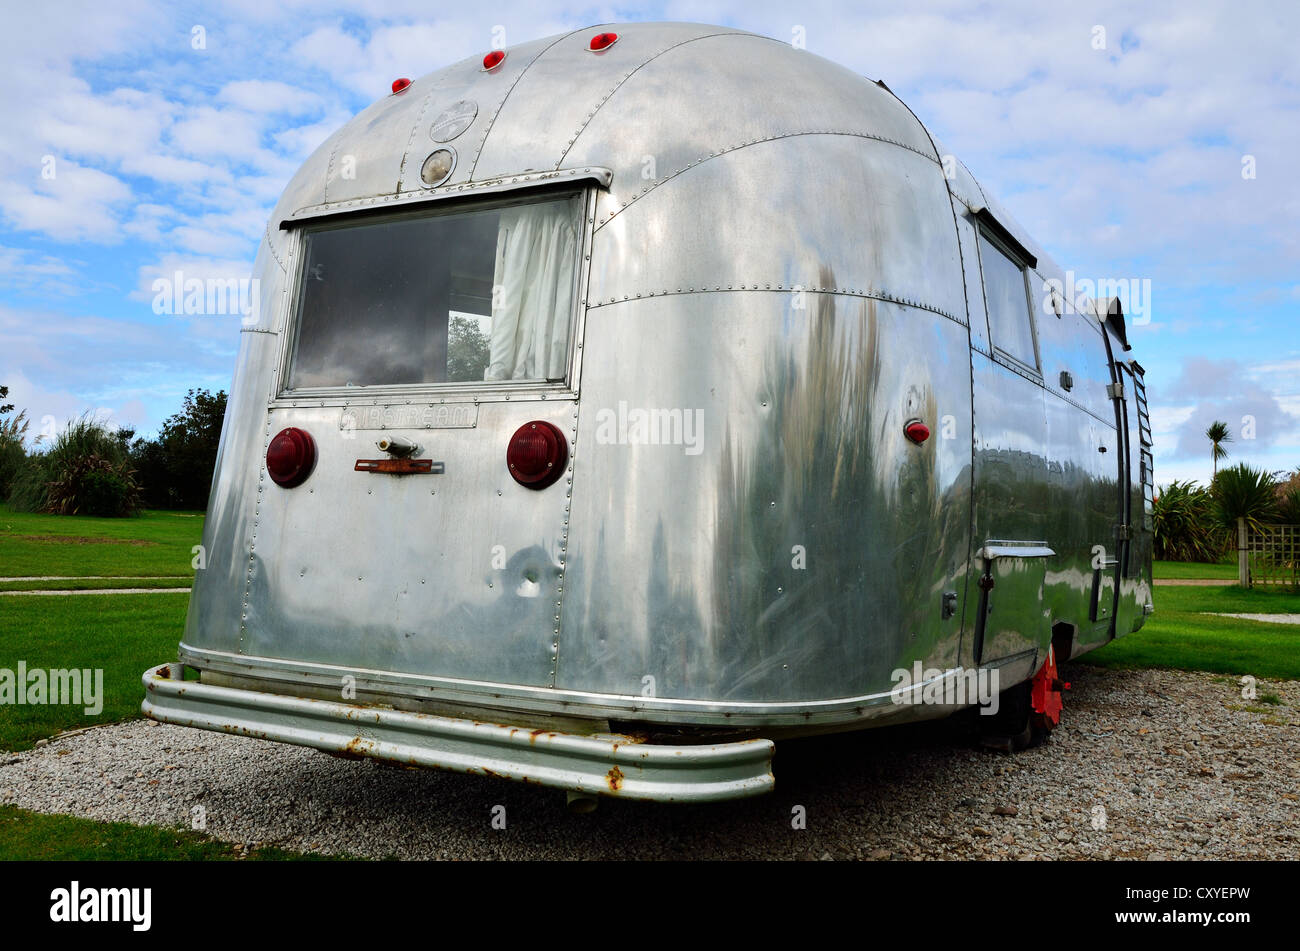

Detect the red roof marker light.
xmin=391 ymin=77 xmax=411 ymax=94
xmin=482 ymin=50 xmax=506 ymax=71
xmin=588 ymin=32 xmax=619 ymax=52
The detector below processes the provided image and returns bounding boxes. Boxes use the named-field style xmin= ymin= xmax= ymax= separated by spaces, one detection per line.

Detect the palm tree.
xmin=1206 ymin=420 xmax=1231 ymax=478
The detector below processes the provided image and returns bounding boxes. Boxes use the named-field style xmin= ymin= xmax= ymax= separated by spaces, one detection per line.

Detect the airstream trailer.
xmin=143 ymin=22 xmax=1154 ymax=804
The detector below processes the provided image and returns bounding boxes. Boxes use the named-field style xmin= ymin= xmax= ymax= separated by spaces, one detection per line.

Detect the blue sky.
xmin=1 ymin=0 xmax=1296 ymax=486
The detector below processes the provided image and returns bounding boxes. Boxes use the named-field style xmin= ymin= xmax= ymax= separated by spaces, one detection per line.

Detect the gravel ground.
xmin=2 ymin=664 xmax=1296 ymax=860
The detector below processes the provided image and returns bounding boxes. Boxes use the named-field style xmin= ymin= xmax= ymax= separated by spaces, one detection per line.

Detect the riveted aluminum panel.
xmin=932 ymin=136 xmax=985 ymax=213
xmin=558 ymin=292 xmax=973 ymax=702
xmin=968 ymin=351 xmax=1051 ymax=664
xmin=472 ymin=22 xmax=750 ymax=178
xmin=184 ymin=240 xmax=289 ymax=656
xmin=588 ymin=134 xmax=965 ymax=322
xmin=1044 ymin=311 xmax=1112 ymax=427
xmin=316 ymin=85 xmax=427 ymax=207
xmin=1042 ymin=391 xmax=1107 ymax=631
xmin=265 ymin=136 xmax=337 ymax=276
xmin=1033 ymin=270 xmax=1124 ymax=651
xmin=232 ymin=400 xmax=575 ymax=686
xmin=561 ymin=31 xmax=938 ymax=220
xmin=955 ymin=211 xmax=991 ymax=354
xmin=976 ymin=548 xmax=1052 ymax=664
xmin=267 ymin=30 xmax=584 ymax=240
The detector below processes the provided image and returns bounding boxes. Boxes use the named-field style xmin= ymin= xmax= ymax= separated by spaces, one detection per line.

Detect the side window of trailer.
xmin=285 ymin=190 xmax=584 ymax=390
xmin=977 ymin=229 xmax=1039 ymax=371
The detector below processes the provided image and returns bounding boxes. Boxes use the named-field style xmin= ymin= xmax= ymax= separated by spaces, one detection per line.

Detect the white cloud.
xmin=0 ymin=161 xmax=132 ymax=242
xmin=0 ymin=245 xmax=77 ymax=295
xmin=170 ymin=105 xmax=267 ymax=164
xmin=218 ymin=79 xmax=322 ymax=115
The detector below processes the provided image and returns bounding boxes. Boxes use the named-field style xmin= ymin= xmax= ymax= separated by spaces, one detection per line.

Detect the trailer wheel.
xmin=979 ymin=680 xmax=1043 ymax=752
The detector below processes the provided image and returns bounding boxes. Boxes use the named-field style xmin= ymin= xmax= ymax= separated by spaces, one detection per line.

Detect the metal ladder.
xmin=1131 ymin=362 xmax=1154 ymax=529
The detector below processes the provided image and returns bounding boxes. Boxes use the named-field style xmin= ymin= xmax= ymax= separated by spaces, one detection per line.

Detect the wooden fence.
xmin=1241 ymin=519 xmax=1300 ymax=589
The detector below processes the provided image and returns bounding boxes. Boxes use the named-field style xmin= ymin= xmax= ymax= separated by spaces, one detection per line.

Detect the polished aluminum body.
xmin=147 ymin=22 xmax=1153 ymax=798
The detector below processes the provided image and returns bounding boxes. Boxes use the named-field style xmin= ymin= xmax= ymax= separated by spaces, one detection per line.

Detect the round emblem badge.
xmin=430 ymin=100 xmax=478 ymax=142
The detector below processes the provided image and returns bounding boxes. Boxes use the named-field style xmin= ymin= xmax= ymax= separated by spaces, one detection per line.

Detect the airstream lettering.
xmin=343 ymin=404 xmax=478 ymax=431
xmin=143 ymin=22 xmax=1154 ymax=804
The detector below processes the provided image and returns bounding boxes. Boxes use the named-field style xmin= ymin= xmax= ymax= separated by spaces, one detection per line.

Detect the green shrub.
xmin=1278 ymin=487 xmax=1300 ymax=526
xmin=1211 ymin=463 xmax=1277 ymax=533
xmin=0 ymin=434 xmax=26 ymax=500
xmin=1274 ymin=468 xmax=1300 ymax=525
xmin=7 ymin=415 xmax=141 ymax=517
xmin=0 ymin=404 xmax=28 ymax=500
xmin=1152 ymin=480 xmax=1225 ymax=562
xmin=63 ymin=463 xmax=136 ymax=517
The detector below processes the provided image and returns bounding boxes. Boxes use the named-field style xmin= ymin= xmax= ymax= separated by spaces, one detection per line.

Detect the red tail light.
xmin=482 ymin=50 xmax=505 ymax=70
xmin=588 ymin=32 xmax=618 ymax=51
xmin=904 ymin=420 xmax=931 ymax=444
xmin=267 ymin=427 xmax=316 ymax=488
xmin=507 ymin=421 xmax=567 ymax=489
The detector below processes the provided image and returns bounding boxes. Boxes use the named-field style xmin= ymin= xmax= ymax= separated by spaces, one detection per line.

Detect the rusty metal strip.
xmin=354 ymin=459 xmax=444 ymax=474
xmin=142 ymin=664 xmax=774 ymax=803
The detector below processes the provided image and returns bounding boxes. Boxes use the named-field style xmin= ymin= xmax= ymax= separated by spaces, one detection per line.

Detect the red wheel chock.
xmin=1030 ymin=645 xmax=1066 ymax=729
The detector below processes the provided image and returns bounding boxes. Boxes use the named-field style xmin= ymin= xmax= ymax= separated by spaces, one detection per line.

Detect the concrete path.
xmin=0 ymin=587 xmax=191 ymax=596
xmin=0 ymin=575 xmax=181 ymax=582
xmin=1207 ymin=612 xmax=1300 ymax=625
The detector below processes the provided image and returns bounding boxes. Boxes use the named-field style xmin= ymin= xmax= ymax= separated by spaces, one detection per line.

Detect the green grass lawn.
xmin=0 ymin=504 xmax=203 ymax=578
xmin=0 ymin=577 xmax=193 ymax=592
xmin=0 ymin=805 xmax=333 ymax=860
xmin=1084 ymin=583 xmax=1300 ymax=679
xmin=0 ymin=593 xmax=188 ymax=751
xmin=1153 ymin=559 xmax=1239 ymax=580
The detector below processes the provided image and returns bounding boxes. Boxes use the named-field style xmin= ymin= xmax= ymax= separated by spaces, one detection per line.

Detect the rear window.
xmin=286 ymin=191 xmax=583 ymax=390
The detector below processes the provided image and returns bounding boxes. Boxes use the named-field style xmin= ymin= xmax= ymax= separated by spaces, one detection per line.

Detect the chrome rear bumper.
xmin=141 ymin=663 xmax=774 ymax=803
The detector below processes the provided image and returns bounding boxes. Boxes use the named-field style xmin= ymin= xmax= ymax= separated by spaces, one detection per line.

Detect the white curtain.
xmin=486 ymin=200 xmax=578 ymax=381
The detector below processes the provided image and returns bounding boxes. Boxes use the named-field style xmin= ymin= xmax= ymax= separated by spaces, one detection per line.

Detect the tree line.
xmin=0 ymin=384 xmax=226 ymax=517
xmin=1152 ymin=419 xmax=1300 ymax=562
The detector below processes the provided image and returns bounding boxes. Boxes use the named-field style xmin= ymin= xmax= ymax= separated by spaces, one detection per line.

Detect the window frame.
xmin=271 ymin=184 xmax=596 ymax=406
xmin=975 ymin=225 xmax=1042 ymax=376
